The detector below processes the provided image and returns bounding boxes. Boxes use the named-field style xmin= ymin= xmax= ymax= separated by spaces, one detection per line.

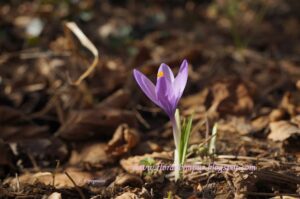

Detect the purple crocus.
xmin=133 ymin=60 xmax=188 ymax=151
xmin=134 ymin=59 xmax=189 ymax=180
xmin=133 ymin=60 xmax=188 ymax=118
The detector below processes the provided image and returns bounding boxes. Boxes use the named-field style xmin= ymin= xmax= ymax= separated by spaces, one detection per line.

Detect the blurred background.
xmin=1 ymin=0 xmax=300 ymax=198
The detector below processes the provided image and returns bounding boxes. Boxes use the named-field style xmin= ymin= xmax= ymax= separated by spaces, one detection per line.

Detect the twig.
xmin=223 ymin=172 xmax=235 ymax=195
xmin=20 ymin=50 xmax=70 ymax=59
xmin=205 ymin=113 xmax=209 ymax=148
xmin=216 ymin=155 xmax=281 ymax=164
xmin=64 ymin=171 xmax=86 ymax=199
xmin=191 ymin=118 xmax=206 ymax=136
xmin=52 ymin=160 xmax=60 ymax=187
xmin=27 ymin=153 xmax=40 ymax=172
xmin=244 ymin=191 xmax=300 ymax=197
xmin=134 ymin=110 xmax=150 ymax=129
xmin=15 ymin=173 xmax=20 ymax=192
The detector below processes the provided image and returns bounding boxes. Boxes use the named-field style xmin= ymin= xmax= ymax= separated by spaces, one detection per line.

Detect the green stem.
xmin=170 ymin=116 xmax=180 ymax=150
xmin=170 ymin=110 xmax=181 ymax=181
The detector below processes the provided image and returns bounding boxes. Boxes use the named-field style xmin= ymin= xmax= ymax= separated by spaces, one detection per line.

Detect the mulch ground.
xmin=0 ymin=0 xmax=300 ymax=198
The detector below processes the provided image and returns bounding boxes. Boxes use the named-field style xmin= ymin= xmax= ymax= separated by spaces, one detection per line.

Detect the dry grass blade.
xmin=64 ymin=171 xmax=86 ymax=199
xmin=64 ymin=22 xmax=99 ymax=86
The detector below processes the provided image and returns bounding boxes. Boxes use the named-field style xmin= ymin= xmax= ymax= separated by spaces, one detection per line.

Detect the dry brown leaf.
xmin=235 ymin=83 xmax=254 ymax=113
xmin=0 ymin=106 xmax=49 ymax=141
xmin=280 ymin=92 xmax=297 ymax=116
xmin=207 ymin=82 xmax=230 ymax=118
xmin=139 ymin=187 xmax=152 ymax=199
xmin=16 ymin=138 xmax=68 ymax=167
xmin=217 ymin=117 xmax=257 ymax=136
xmin=47 ymin=192 xmax=62 ymax=199
xmin=4 ymin=168 xmax=105 ymax=189
xmin=254 ymin=170 xmax=300 ymax=188
xmin=0 ymin=106 xmax=26 ymax=123
xmin=0 ymin=139 xmax=15 ymax=167
xmin=69 ymin=142 xmax=112 ymax=167
xmin=129 ymin=44 xmax=151 ymax=70
xmin=106 ymin=124 xmax=140 ymax=157
xmin=207 ymin=80 xmax=254 ymax=117
xmin=115 ymin=192 xmax=139 ymax=199
xmin=228 ymin=117 xmax=253 ymax=135
xmin=251 ymin=116 xmax=269 ymax=133
xmin=232 ymin=171 xmax=257 ymax=199
xmin=0 ymin=125 xmax=49 ymax=141
xmin=180 ymin=88 xmax=209 ymax=108
xmin=97 ymin=89 xmax=130 ymax=109
xmin=218 ymin=115 xmax=268 ymax=137
xmin=291 ymin=115 xmax=300 ymax=127
xmin=280 ymin=60 xmax=300 ymax=77
xmin=268 ymin=120 xmax=300 ymax=141
xmin=132 ymin=141 xmax=162 ymax=155
xmin=138 ymin=46 xmax=203 ymax=76
xmin=114 ymin=173 xmax=143 ymax=188
xmin=57 ymin=107 xmax=137 ymax=140
xmin=269 ymin=108 xmax=287 ymax=122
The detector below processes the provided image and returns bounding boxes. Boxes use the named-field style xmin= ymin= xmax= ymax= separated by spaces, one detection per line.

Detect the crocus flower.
xmin=133 ymin=59 xmax=188 ymax=119
xmin=133 ymin=60 xmax=188 ymax=179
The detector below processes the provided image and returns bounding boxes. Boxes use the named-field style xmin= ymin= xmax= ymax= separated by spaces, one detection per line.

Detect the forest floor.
xmin=0 ymin=0 xmax=300 ymax=198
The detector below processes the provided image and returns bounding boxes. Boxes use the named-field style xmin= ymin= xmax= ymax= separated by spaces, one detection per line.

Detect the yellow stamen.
xmin=157 ymin=71 xmax=164 ymax=78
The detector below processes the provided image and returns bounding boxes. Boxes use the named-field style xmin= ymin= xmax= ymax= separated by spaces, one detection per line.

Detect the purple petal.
xmin=173 ymin=59 xmax=188 ymax=99
xmin=156 ymin=75 xmax=176 ymax=116
xmin=157 ymin=63 xmax=174 ymax=83
xmin=133 ymin=69 xmax=159 ymax=105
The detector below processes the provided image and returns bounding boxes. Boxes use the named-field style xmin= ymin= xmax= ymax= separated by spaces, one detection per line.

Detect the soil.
xmin=0 ymin=0 xmax=300 ymax=198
